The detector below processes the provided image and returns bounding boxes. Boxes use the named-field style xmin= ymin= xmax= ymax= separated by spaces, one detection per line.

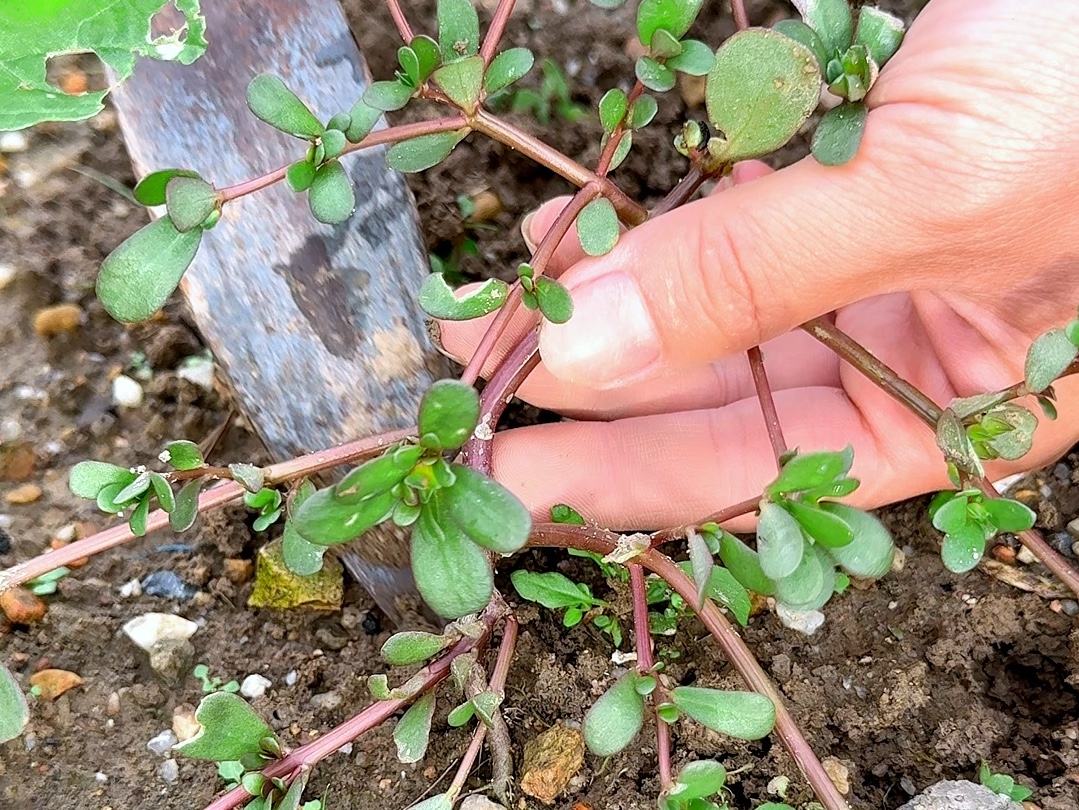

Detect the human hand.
xmin=440 ymin=0 xmax=1079 ymax=531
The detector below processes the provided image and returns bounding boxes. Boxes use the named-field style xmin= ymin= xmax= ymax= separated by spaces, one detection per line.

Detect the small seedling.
xmin=193 ymin=664 xmax=241 ymax=695
xmin=978 ymin=762 xmax=1033 ymax=802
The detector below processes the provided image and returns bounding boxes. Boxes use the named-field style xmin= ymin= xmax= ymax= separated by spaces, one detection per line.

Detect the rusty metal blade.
xmin=110 ymin=0 xmax=448 ymax=625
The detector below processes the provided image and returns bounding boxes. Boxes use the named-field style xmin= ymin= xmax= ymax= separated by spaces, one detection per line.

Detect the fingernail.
xmin=539 ymin=271 xmax=662 ymax=388
xmin=521 ymin=211 xmax=538 ymax=254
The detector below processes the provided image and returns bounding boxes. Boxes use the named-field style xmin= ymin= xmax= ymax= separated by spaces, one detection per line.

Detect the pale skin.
xmin=440 ymin=0 xmax=1079 ymax=531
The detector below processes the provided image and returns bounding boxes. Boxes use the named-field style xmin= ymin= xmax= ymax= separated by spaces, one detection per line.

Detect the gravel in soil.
xmin=3 ymin=2 xmax=1079 ymax=809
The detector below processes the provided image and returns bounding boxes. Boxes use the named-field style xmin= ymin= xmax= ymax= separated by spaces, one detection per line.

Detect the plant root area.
xmin=2 ymin=1 xmax=1078 ymax=808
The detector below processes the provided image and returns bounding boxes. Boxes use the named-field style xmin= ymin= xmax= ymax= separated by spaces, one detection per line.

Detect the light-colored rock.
xmin=4 ymin=483 xmax=42 ymax=505
xmin=119 ymin=579 xmax=143 ymax=598
xmin=898 ymin=780 xmax=1023 ymax=810
xmin=33 ymin=304 xmax=83 ymax=337
xmin=822 ymin=757 xmax=851 ymax=795
xmin=172 ymin=705 xmax=200 ymax=742
xmin=0 ymin=132 xmax=29 ymax=153
xmin=148 ymin=638 xmax=194 ymax=687
xmin=240 ymin=674 xmax=272 ymax=699
xmin=177 ymin=356 xmax=214 ymax=390
xmin=29 ymin=669 xmax=83 ymax=700
xmin=310 ymin=692 xmax=342 ymax=711
xmin=147 ymin=729 xmax=178 ymax=756
xmin=0 ymin=264 xmax=18 ymax=290
xmin=123 ymin=612 xmax=198 ymax=652
xmin=111 ymin=375 xmax=144 ymax=408
xmin=159 ymin=759 xmax=179 ymax=783
xmin=461 ymin=797 xmax=507 ymax=810
xmin=776 ymin=603 xmax=826 ymax=635
xmin=520 ymin=724 xmax=584 ymax=805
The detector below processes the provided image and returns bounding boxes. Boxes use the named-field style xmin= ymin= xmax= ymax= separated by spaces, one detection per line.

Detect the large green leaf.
xmin=291 ymin=486 xmax=397 ymax=546
xmin=96 ymin=217 xmax=202 ymax=323
xmin=0 ymin=663 xmax=29 ymax=744
xmin=411 ymin=500 xmax=493 ymax=618
xmin=418 ymin=380 xmax=481 ymax=451
xmin=670 ymin=687 xmax=775 ymax=740
xmin=245 ymin=74 xmax=324 ymax=140
xmin=437 ymin=465 xmax=531 ymax=554
xmin=394 ymin=692 xmax=436 ymax=764
xmin=583 ymin=673 xmax=646 ymax=756
xmin=818 ymin=503 xmax=895 ymax=580
xmin=173 ymin=692 xmax=275 ymax=761
xmin=756 ymin=501 xmax=805 ymax=580
xmin=705 ymin=29 xmax=821 ymax=163
xmin=0 ymin=0 xmax=206 ymax=130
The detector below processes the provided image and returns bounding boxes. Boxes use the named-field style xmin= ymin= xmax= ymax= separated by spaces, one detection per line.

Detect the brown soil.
xmin=2 ymin=2 xmax=1079 ymax=810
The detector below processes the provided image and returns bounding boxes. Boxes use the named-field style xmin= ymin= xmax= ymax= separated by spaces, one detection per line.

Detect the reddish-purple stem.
xmin=630 ymin=564 xmax=673 ymax=789
xmin=0 ymin=427 xmax=414 ymax=592
xmin=480 ymin=0 xmax=519 ymax=63
xmin=218 ymin=117 xmax=468 ymax=203
xmin=747 ymin=346 xmax=787 ymax=469
xmin=649 ymin=495 xmax=759 ymax=546
xmin=385 ymin=0 xmax=415 ymax=42
xmin=531 ymin=525 xmax=849 ymax=810
xmin=731 ymin=0 xmax=750 ymax=30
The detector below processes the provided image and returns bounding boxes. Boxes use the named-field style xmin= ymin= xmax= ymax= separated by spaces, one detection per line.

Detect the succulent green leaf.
xmin=0 ymin=662 xmax=29 ymax=744
xmin=935 ymin=408 xmax=985 ymax=477
xmin=636 ymin=56 xmax=677 ymax=92
xmin=811 ymin=101 xmax=868 ymax=166
xmin=274 ymin=772 xmax=310 ymax=810
xmin=599 ymin=88 xmax=629 ymax=132
xmin=418 ymin=380 xmax=481 ymax=451
xmin=412 ymin=795 xmax=453 ymax=810
xmin=819 ymin=502 xmax=895 ymax=579
xmin=282 ymin=481 xmax=327 ymax=576
xmin=688 ymin=530 xmax=715 ymax=605
xmin=983 ymin=498 xmax=1036 ymax=533
xmin=718 ymin=531 xmax=775 ymax=596
xmin=149 ymin=472 xmax=175 ymax=513
xmin=433 ymin=55 xmax=484 ymax=110
xmin=1026 ymin=328 xmax=1078 ymax=394
xmin=418 ymin=273 xmax=509 ymax=320
xmin=854 ymin=7 xmax=905 ymax=67
xmin=165 ymin=440 xmax=204 ymax=471
xmin=629 ymin=95 xmax=659 ymax=129
xmin=345 ymin=99 xmax=382 ymax=143
xmin=773 ymin=19 xmax=829 ymax=70
xmin=69 ymin=461 xmax=136 ymax=499
xmin=287 ymin=160 xmax=317 ymax=193
xmin=438 ymin=466 xmax=531 ymax=553
xmin=382 ymin=632 xmax=454 ymax=666
xmin=773 ymin=543 xmax=836 ymax=611
xmin=583 ymin=673 xmax=646 ymax=756
xmin=134 ymin=169 xmax=201 ymax=207
xmin=535 ymin=276 xmax=574 ymax=324
xmin=364 ymin=80 xmax=415 ymax=112
xmin=670 ymin=687 xmax=775 ymax=740
xmin=326 ymin=111 xmax=351 ymax=132
xmin=398 ymin=46 xmax=423 ymax=86
xmin=129 ymin=495 xmax=151 ymax=537
xmin=577 ymin=197 xmax=620 ymax=257
xmin=756 ymin=501 xmax=805 ymax=580
xmin=485 ymin=48 xmax=535 ymax=93
xmin=650 ymin=28 xmax=684 ymax=60
xmin=931 ymin=491 xmax=973 ymax=534
xmin=705 ymin=29 xmax=821 ymax=162
xmin=113 ymin=471 xmax=151 ymax=505
xmin=784 ymin=499 xmax=854 ymax=548
xmin=412 ymin=500 xmax=493 ymax=618
xmin=411 ymin=35 xmax=443 ymax=80
xmin=96 ymin=482 xmax=129 ymax=514
xmin=0 ymin=0 xmax=206 ymax=131
xmin=308 ymin=160 xmax=355 ymax=225
xmin=667 ymin=40 xmax=714 ymax=76
xmin=437 ymin=0 xmax=480 ymax=60
xmin=96 ymin=217 xmax=202 ymax=323
xmin=393 ymin=692 xmax=436 ymax=764
xmin=551 ymin=503 xmax=587 ymax=525
xmin=228 ymin=463 xmax=265 ymax=495
xmin=941 ymin=522 xmax=988 ymax=574
xmin=291 ymin=486 xmax=397 ymax=547
xmin=670 ymin=760 xmax=727 ymax=801
xmin=767 ymin=448 xmax=852 ymax=496
xmin=246 ymin=74 xmax=324 ymax=139
xmin=336 ymin=446 xmax=423 ymax=503
xmin=170 ymin=480 xmax=203 ymax=532
xmin=472 ymin=690 xmax=503 ymax=726
xmin=512 ymin=570 xmax=602 ymax=610
xmin=174 ymin=692 xmax=275 ymax=761
xmin=387 ymin=130 xmax=468 ymax=173
xmin=678 ymin=561 xmax=752 ymax=626
xmin=321 ymin=129 xmax=347 ymax=160
xmin=980 ymin=404 xmax=1037 ymax=461
xmin=448 ymin=699 xmax=476 ymax=727
xmin=792 ymin=0 xmax=853 ymax=56
xmin=637 ymin=0 xmax=704 ymax=46
xmin=165 ymin=176 xmax=218 ymax=233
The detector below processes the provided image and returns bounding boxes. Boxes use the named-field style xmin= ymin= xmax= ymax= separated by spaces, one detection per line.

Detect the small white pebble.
xmin=0 ymin=131 xmax=29 ymax=153
xmin=776 ymin=604 xmax=826 ymax=635
xmin=54 ymin=524 xmax=77 ymax=543
xmin=119 ymin=579 xmax=143 ymax=598
xmin=95 ymin=772 xmax=108 ymax=784
xmin=240 ymin=674 xmax=272 ymax=700
xmin=1017 ymin=546 xmax=1038 ymax=565
xmin=338 ymin=743 xmax=353 ymax=756
xmin=176 ymin=356 xmax=214 ymax=390
xmin=285 ymin=670 xmax=298 ymax=687
xmin=112 ymin=375 xmax=144 ymax=408
xmin=0 ymin=514 xmax=12 ymax=530
xmin=0 ymin=418 xmax=21 ymax=442
xmin=888 ymin=601 xmax=898 ymax=610
xmin=0 ymin=263 xmax=18 ymax=290
xmin=147 ymin=729 xmax=178 ymax=755
xmin=610 ymin=650 xmax=637 ymax=666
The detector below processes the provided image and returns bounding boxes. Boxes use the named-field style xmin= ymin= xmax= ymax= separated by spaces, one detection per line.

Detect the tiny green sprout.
xmin=28 ymin=684 xmax=43 ymax=699
xmin=978 ymin=762 xmax=1034 ymax=802
xmin=27 ymin=566 xmax=71 ymax=597
xmin=244 ymin=487 xmax=284 ymax=532
xmin=551 ymin=503 xmax=586 ymax=526
xmin=492 ymin=59 xmax=588 ymax=125
xmin=664 ymin=759 xmax=727 ymax=810
xmin=193 ymin=663 xmax=241 ymax=695
xmin=930 ymin=490 xmax=1036 ymax=573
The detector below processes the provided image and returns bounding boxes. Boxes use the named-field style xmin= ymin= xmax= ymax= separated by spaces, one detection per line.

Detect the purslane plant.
xmin=2 ymin=1 xmax=1077 ymax=809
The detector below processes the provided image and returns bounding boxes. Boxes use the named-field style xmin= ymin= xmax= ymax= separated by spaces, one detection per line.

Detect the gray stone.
xmin=899 ymin=780 xmax=1023 ymax=810
xmin=146 ymin=730 xmax=177 ymax=756
xmin=148 ymin=638 xmax=195 ymax=687
xmin=460 ymin=797 xmax=507 ymax=810
xmin=158 ymin=759 xmax=179 ymax=784
xmin=310 ymin=691 xmax=342 ymax=711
